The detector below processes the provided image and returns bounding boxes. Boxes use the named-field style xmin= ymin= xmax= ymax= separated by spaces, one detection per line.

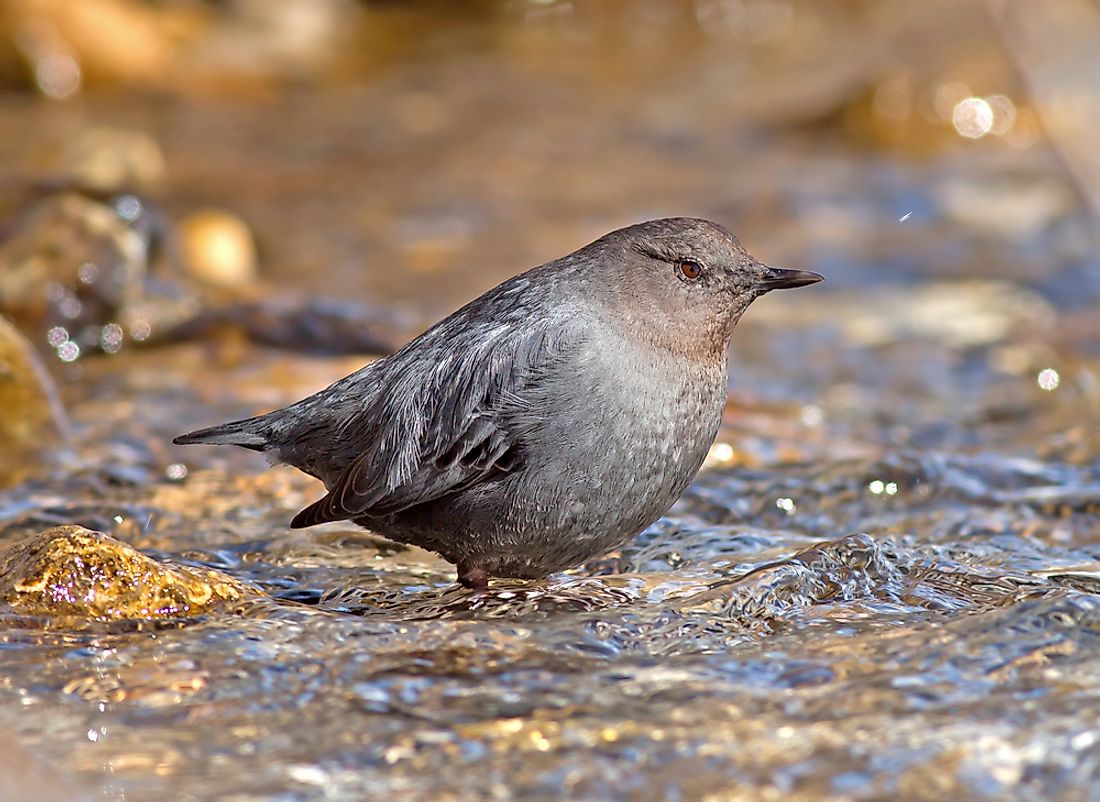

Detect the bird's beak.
xmin=756 ymin=266 xmax=824 ymax=291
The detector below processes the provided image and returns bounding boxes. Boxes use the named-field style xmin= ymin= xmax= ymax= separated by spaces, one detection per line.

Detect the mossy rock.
xmin=0 ymin=525 xmax=257 ymax=621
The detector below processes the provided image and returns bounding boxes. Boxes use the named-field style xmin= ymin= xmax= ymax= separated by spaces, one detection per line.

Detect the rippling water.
xmin=2 ymin=1 xmax=1100 ymax=800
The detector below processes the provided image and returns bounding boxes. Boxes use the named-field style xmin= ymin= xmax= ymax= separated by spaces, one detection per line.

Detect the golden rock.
xmin=178 ymin=209 xmax=259 ymax=290
xmin=0 ymin=525 xmax=257 ymax=620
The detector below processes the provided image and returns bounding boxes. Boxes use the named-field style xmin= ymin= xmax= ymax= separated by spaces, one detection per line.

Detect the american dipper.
xmin=174 ymin=218 xmax=821 ymax=589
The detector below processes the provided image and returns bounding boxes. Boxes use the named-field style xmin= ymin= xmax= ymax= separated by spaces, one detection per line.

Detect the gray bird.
xmin=174 ymin=218 xmax=821 ymax=589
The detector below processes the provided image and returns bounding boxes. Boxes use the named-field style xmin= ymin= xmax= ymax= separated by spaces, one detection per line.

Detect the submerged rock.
xmin=0 ymin=316 xmax=68 ymax=483
xmin=0 ymin=186 xmax=395 ymax=357
xmin=0 ymin=525 xmax=257 ymax=620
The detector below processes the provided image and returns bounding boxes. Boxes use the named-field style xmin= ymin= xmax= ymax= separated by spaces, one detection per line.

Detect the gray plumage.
xmin=174 ymin=217 xmax=822 ymax=589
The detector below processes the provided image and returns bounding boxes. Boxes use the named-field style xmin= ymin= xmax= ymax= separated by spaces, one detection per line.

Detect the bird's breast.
xmin=596 ymin=341 xmax=726 ymax=478
xmin=516 ymin=333 xmax=728 ymax=535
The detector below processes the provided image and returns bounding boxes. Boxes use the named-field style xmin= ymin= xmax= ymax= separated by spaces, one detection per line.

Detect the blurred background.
xmin=1 ymin=0 xmax=1096 ymax=313
xmin=3 ymin=0 xmax=1099 ymax=463
xmin=3 ymin=2 xmax=1100 ymax=800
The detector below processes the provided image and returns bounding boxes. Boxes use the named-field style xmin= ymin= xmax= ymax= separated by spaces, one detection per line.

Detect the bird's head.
xmin=573 ymin=217 xmax=822 ymax=358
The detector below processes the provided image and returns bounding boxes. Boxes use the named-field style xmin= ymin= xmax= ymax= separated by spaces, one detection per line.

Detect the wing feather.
xmin=290 ymin=323 xmax=575 ymax=529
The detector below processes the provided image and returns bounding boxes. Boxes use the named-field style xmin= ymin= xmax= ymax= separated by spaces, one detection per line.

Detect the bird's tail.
xmin=173 ymin=414 xmax=272 ymax=451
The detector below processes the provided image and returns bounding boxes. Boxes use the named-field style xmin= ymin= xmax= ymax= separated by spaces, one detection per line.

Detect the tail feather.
xmin=289 ymin=494 xmax=341 ymax=528
xmin=173 ymin=415 xmax=271 ymax=451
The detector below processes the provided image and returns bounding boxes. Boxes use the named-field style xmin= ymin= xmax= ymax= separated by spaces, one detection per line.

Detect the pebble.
xmin=178 ymin=209 xmax=259 ymax=290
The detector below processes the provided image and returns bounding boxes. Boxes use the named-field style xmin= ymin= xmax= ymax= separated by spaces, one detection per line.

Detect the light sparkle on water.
xmin=115 ymin=195 xmax=143 ymax=222
xmin=46 ymin=326 xmax=68 ymax=347
xmin=953 ymin=97 xmax=994 ymax=138
xmin=78 ymin=262 xmax=100 ymax=284
xmin=712 ymin=443 xmax=734 ymax=462
xmin=101 ymin=323 xmax=125 ymax=354
xmin=869 ymin=480 xmax=899 ymax=496
xmin=1037 ymin=368 xmax=1060 ymax=391
xmin=56 ymin=340 xmax=80 ymax=362
xmin=166 ymin=463 xmax=188 ymax=481
xmin=800 ymin=405 xmax=824 ymax=427
xmin=36 ymin=52 xmax=81 ymax=99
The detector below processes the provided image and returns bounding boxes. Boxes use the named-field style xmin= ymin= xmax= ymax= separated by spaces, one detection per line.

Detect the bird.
xmin=174 ymin=217 xmax=822 ymax=590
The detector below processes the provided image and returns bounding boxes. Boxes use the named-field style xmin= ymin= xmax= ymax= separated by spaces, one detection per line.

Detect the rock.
xmin=0 ymin=188 xmax=151 ymax=351
xmin=0 ymin=525 xmax=257 ymax=620
xmin=4 ymin=0 xmax=198 ymax=98
xmin=156 ymin=296 xmax=397 ymax=355
xmin=178 ymin=208 xmax=259 ymax=290
xmin=0 ymin=316 xmax=68 ymax=483
xmin=60 ymin=126 xmax=167 ymax=190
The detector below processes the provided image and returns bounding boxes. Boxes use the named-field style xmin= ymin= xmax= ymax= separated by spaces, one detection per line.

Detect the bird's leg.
xmin=457 ymin=561 xmax=489 ymax=591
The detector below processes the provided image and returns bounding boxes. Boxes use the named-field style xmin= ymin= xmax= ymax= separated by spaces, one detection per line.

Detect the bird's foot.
xmin=457 ymin=562 xmax=489 ymax=591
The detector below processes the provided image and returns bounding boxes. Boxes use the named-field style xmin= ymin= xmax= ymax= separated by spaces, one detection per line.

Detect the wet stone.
xmin=154 ymin=296 xmax=399 ymax=355
xmin=0 ymin=525 xmax=258 ymax=620
xmin=59 ymin=127 xmax=167 ymax=191
xmin=0 ymin=315 xmax=68 ymax=482
xmin=178 ymin=208 xmax=259 ymax=290
xmin=0 ymin=188 xmax=152 ymax=348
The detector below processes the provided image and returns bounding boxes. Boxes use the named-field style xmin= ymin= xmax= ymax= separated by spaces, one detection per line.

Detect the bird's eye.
xmin=676 ymin=260 xmax=703 ymax=281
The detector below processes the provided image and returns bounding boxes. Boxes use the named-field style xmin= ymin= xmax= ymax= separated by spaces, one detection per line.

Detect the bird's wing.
xmin=289 ymin=322 xmax=577 ymax=528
